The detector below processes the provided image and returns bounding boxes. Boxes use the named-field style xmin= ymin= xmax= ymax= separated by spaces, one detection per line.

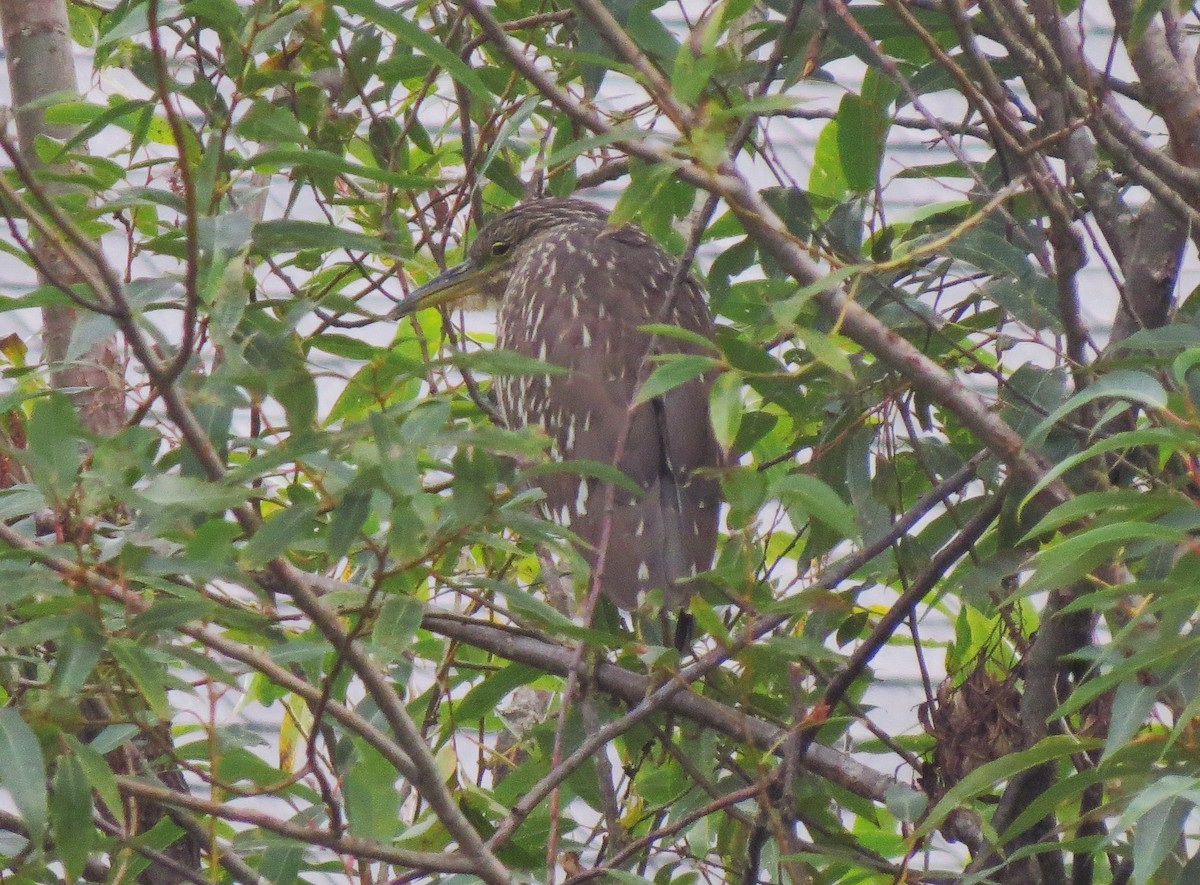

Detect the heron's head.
xmin=391 ymin=199 xmax=608 ymax=318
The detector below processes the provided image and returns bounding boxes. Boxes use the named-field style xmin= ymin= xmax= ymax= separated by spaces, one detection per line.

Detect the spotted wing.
xmin=496 ymin=219 xmax=722 ymax=609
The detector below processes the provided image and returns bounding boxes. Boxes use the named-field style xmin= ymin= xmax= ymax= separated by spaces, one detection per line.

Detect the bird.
xmin=392 ymin=198 xmax=722 ymax=630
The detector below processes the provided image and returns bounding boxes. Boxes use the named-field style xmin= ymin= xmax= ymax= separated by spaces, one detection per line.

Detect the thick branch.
xmin=116 ymin=778 xmax=486 ymax=873
xmin=423 ymin=614 xmax=985 ymax=854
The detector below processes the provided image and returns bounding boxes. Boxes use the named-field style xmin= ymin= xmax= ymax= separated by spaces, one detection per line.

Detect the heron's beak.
xmin=391 ymin=259 xmax=484 ymax=319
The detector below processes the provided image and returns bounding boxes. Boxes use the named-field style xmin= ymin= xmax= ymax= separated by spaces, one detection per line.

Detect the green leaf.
xmin=980 ymin=276 xmax=1061 ymax=332
xmin=671 ymin=44 xmax=715 ymax=105
xmin=519 ymin=459 xmax=646 ymax=499
xmin=138 ymin=475 xmax=249 ymax=512
xmin=235 ymin=99 xmax=307 ymax=143
xmin=457 ymin=663 xmax=541 ymax=722
xmin=49 ymin=615 xmax=103 ymax=697
xmin=947 ymin=228 xmax=1037 ymax=280
xmin=0 ymin=709 xmax=48 ymax=843
xmin=1025 ymin=522 xmax=1184 ymax=591
xmin=46 ymin=98 xmax=151 ymax=152
xmin=1020 ymin=488 xmax=1168 ymax=540
xmin=307 ymin=333 xmax=384 ymax=361
xmin=129 ymin=600 xmax=216 ymax=636
xmin=1022 ymin=427 xmax=1187 ymax=519
xmin=182 ymin=0 xmax=242 ymax=30
xmin=252 ymin=220 xmax=388 ymax=256
xmin=242 ymin=503 xmax=318 ymax=567
xmin=0 ymin=487 xmax=45 ymax=522
xmin=999 ymin=768 xmax=1108 ymax=842
xmin=637 ymin=323 xmax=721 ymax=353
xmin=542 ymin=125 xmax=654 ymax=169
xmin=371 ymin=595 xmax=424 ymax=657
xmin=1128 ymin=0 xmax=1170 ymax=46
xmin=248 ymin=8 xmax=309 ymax=54
xmin=916 ymin=735 xmax=1095 ymax=837
xmin=1170 ymin=346 xmax=1200 ymax=390
xmin=51 ymin=755 xmax=93 ymax=881
xmin=97 ymin=2 xmax=149 ymax=44
xmin=334 ymin=0 xmax=494 ymax=102
xmin=344 ymin=741 xmax=402 ymax=840
xmin=485 ymin=581 xmax=605 ymax=640
xmin=776 ymin=473 xmax=860 ymax=541
xmin=246 ymin=148 xmax=441 ymax=189
xmin=1105 ymin=680 xmax=1158 ymax=759
xmin=1114 ymin=775 xmax=1200 ymax=836
xmin=1133 ymin=796 xmax=1190 ymax=885
xmin=1025 ymin=370 xmax=1168 ymax=447
xmin=108 ymin=639 xmax=170 ymax=720
xmin=276 ymin=366 xmax=318 ymax=433
xmin=25 ymin=393 xmax=84 ymax=503
xmin=836 ymin=95 xmax=883 ymax=192
xmin=708 ymin=370 xmax=744 ymax=451
xmin=259 ymin=844 xmax=303 ymax=885
xmin=327 ymin=491 xmax=372 ymax=560
xmin=634 ymin=355 xmax=717 ymax=405
xmin=65 ymin=737 xmax=124 ymax=828
xmin=596 ymin=872 xmax=653 ymax=885
xmin=884 ymin=784 xmax=928 ymax=823
xmin=448 ymin=348 xmax=569 ymax=377
xmin=687 ymin=594 xmax=730 ymax=645
xmin=793 ymin=326 xmax=853 ymax=377
xmin=809 ymin=121 xmax=848 ymax=201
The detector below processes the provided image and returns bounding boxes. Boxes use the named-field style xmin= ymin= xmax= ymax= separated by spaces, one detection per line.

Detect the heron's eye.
xmin=491 ymin=241 xmax=510 ymax=257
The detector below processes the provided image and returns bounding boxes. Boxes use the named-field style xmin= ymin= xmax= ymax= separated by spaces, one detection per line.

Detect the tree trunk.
xmin=0 ymin=2 xmax=199 ymax=881
xmin=0 ymin=0 xmax=124 ymax=435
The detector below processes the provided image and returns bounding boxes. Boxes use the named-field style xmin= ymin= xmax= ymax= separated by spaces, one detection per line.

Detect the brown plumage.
xmin=395 ymin=199 xmax=722 ymax=612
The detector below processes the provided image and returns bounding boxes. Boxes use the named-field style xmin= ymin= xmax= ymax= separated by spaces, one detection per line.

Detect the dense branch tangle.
xmin=1 ymin=0 xmax=1199 ymax=884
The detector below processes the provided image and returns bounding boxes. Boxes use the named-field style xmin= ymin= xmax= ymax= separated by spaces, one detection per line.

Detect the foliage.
xmin=2 ymin=0 xmax=1200 ymax=883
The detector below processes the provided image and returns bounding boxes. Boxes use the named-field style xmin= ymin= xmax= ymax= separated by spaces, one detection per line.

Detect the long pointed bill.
xmin=390 ymin=259 xmax=484 ymax=319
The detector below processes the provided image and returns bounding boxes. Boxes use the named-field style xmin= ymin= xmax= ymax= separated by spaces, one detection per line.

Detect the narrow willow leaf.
xmin=252 ymin=220 xmax=386 ymax=255
xmin=67 ymin=737 xmax=125 ymax=828
xmin=335 ymin=0 xmax=493 ymax=101
xmin=457 ymin=663 xmax=541 ymax=723
xmin=776 ymin=473 xmax=860 ymax=541
xmin=246 ymin=148 xmax=441 ymax=189
xmin=344 ymin=742 xmax=402 ymax=840
xmin=0 ymin=709 xmax=47 ymax=842
xmin=1026 ymin=523 xmax=1184 ymax=592
xmin=1133 ymin=796 xmax=1190 ymax=885
xmin=51 ymin=755 xmax=92 ymax=881
xmin=916 ymin=736 xmax=1095 ymax=838
xmin=108 ymin=640 xmax=170 ymax=720
xmin=242 ymin=503 xmax=318 ymax=567
xmin=372 ymin=595 xmax=424 ymax=657
xmin=837 ymin=94 xmax=883 ymax=192
xmin=709 ymin=370 xmax=744 ymax=450
xmin=1026 ymin=370 xmax=1168 ymax=447
xmin=634 ymin=355 xmax=717 ymax=405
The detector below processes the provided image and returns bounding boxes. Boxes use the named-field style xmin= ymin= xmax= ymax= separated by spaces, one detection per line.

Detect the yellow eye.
xmin=491 ymin=241 xmax=510 ymax=257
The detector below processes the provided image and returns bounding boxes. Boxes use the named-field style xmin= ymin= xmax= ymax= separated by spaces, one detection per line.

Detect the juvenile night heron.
xmin=393 ymin=199 xmax=722 ymax=617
